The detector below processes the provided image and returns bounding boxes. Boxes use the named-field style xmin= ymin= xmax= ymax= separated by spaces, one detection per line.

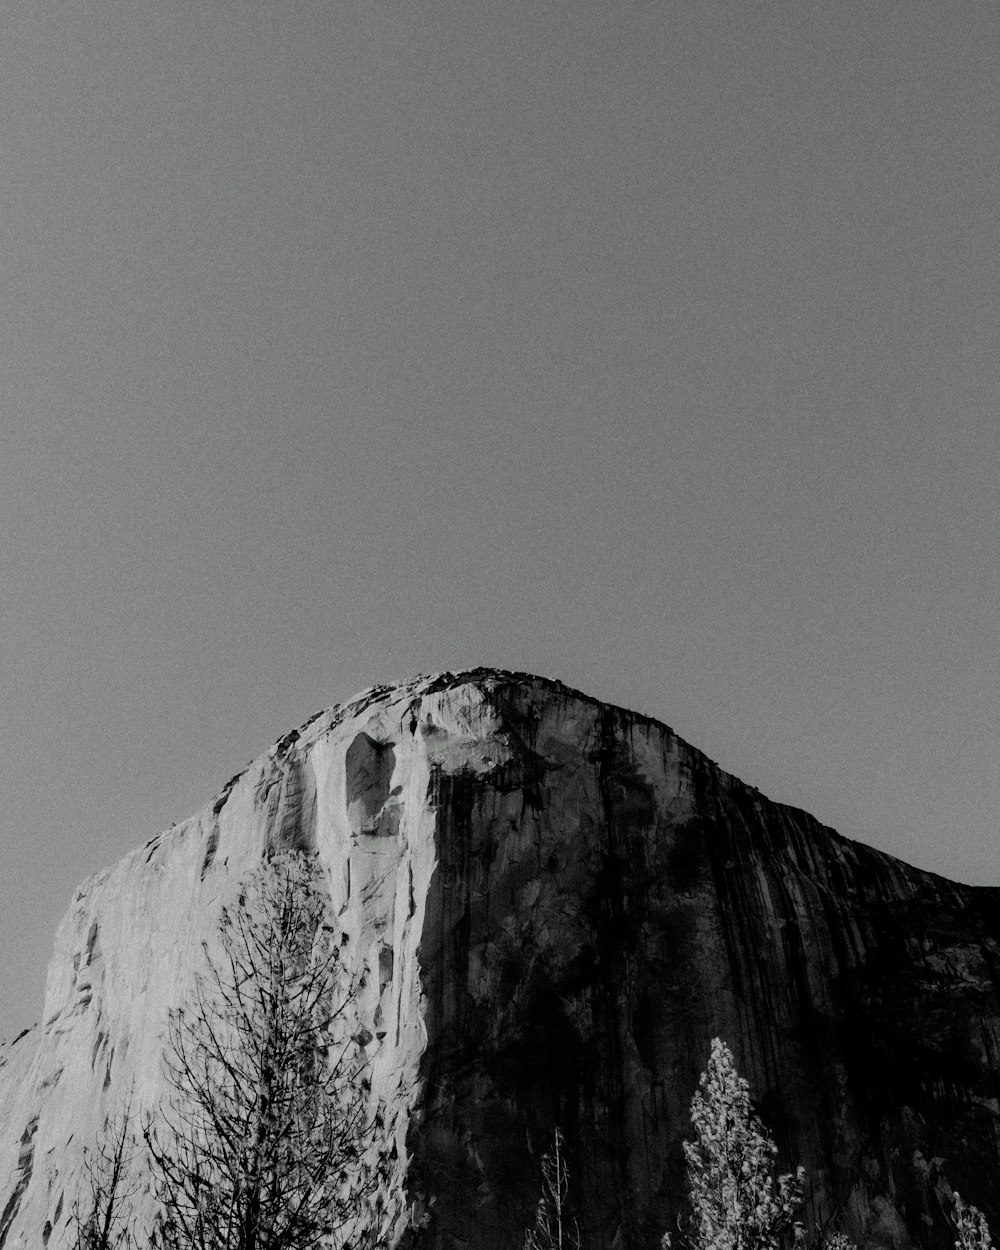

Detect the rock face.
xmin=1 ymin=669 xmax=999 ymax=1250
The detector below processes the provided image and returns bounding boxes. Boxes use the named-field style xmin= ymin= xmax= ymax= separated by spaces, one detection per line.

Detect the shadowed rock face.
xmin=1 ymin=670 xmax=998 ymax=1249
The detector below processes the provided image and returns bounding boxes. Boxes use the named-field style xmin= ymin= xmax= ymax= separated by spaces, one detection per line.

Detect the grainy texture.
xmin=0 ymin=670 xmax=997 ymax=1249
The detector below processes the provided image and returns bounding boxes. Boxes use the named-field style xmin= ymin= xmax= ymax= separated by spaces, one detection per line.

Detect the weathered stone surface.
xmin=1 ymin=669 xmax=998 ymax=1249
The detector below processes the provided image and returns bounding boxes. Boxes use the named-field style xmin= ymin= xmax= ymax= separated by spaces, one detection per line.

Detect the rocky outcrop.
xmin=1 ymin=669 xmax=998 ymax=1249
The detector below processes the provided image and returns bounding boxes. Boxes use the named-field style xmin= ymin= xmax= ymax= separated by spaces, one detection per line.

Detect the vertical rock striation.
xmin=0 ymin=670 xmax=997 ymax=1249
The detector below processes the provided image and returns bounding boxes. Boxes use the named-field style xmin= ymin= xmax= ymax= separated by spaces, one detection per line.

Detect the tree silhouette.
xmin=146 ymin=850 xmax=390 ymax=1250
xmin=70 ymin=1091 xmax=142 ymax=1250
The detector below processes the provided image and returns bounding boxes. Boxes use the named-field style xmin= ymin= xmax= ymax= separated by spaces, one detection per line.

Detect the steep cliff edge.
xmin=1 ymin=670 xmax=998 ymax=1250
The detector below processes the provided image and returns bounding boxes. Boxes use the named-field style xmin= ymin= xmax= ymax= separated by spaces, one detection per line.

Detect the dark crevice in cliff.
xmin=582 ymin=707 xmax=652 ymax=1249
xmin=212 ymin=768 xmax=243 ymax=817
xmin=346 ymin=734 xmax=398 ymax=836
xmin=201 ymin=823 xmax=221 ymax=878
xmin=0 ymin=1116 xmax=38 ymax=1248
xmin=257 ymin=751 xmax=318 ymax=855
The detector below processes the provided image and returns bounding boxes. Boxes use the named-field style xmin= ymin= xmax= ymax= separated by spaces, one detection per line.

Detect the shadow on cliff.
xmin=399 ymin=684 xmax=1000 ymax=1250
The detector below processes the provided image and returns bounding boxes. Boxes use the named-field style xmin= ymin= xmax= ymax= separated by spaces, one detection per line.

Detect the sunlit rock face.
xmin=1 ymin=670 xmax=998 ymax=1249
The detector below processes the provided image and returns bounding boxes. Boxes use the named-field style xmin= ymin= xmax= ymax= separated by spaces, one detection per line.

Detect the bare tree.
xmin=146 ymin=850 xmax=390 ymax=1250
xmin=524 ymin=1127 xmax=580 ymax=1250
xmin=70 ymin=1091 xmax=143 ymax=1250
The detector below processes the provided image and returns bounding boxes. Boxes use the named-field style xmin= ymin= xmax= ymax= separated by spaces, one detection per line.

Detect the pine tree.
xmin=678 ymin=1037 xmax=805 ymax=1250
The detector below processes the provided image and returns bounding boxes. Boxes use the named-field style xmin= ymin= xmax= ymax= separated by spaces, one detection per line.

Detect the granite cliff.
xmin=1 ymin=669 xmax=998 ymax=1249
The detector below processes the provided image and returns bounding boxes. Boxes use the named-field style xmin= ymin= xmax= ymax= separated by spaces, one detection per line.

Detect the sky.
xmin=2 ymin=0 xmax=999 ymax=1039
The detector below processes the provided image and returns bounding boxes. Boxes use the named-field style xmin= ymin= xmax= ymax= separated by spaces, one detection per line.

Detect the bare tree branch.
xmin=70 ymin=1087 xmax=143 ymax=1250
xmin=524 ymin=1127 xmax=580 ymax=1250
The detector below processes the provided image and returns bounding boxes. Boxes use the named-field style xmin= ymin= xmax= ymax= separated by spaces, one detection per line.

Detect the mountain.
xmin=1 ymin=669 xmax=998 ymax=1249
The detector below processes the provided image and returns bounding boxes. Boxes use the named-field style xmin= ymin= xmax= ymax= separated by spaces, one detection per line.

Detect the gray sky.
xmin=2 ymin=1 xmax=999 ymax=1039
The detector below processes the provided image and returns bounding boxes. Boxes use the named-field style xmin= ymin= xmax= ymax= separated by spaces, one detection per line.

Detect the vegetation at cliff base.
xmin=524 ymin=1127 xmax=580 ymax=1250
xmin=663 ymin=1038 xmax=805 ymax=1250
xmin=664 ymin=1038 xmax=992 ymax=1250
xmin=144 ymin=851 xmax=390 ymax=1250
